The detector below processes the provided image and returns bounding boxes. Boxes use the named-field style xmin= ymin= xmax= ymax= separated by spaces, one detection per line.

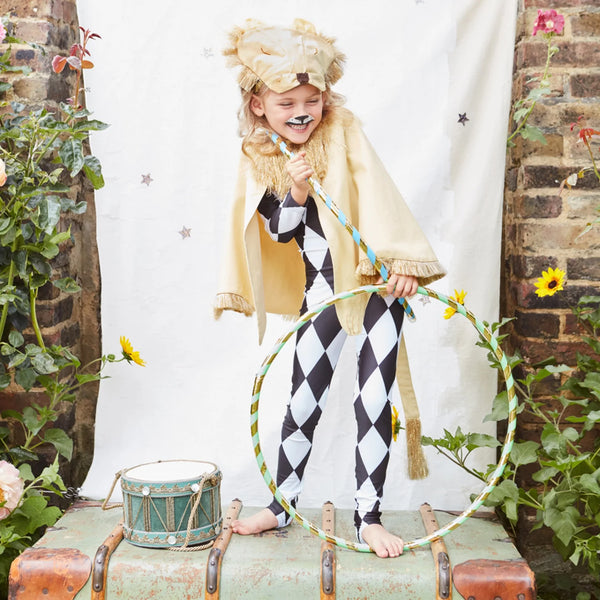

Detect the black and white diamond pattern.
xmin=260 ymin=190 xmax=405 ymax=538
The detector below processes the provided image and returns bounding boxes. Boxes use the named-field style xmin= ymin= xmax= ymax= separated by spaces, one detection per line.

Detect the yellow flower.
xmin=443 ymin=289 xmax=467 ymax=319
xmin=391 ymin=405 xmax=400 ymax=442
xmin=120 ymin=336 xmax=146 ymax=366
xmin=534 ymin=267 xmax=565 ymax=297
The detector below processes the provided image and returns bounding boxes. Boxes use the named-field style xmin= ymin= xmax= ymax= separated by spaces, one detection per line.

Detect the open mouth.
xmin=285 ymin=115 xmax=314 ymax=131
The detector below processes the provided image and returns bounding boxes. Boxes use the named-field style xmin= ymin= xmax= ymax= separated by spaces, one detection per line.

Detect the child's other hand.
xmin=286 ymin=152 xmax=313 ymax=205
xmin=379 ymin=274 xmax=419 ymax=298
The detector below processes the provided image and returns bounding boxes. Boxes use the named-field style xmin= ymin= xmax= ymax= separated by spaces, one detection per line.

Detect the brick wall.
xmin=503 ymin=0 xmax=600 ymax=564
xmin=0 ymin=0 xmax=101 ymax=488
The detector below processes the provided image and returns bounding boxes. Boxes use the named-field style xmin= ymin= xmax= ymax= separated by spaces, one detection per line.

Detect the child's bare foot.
xmin=361 ymin=523 xmax=404 ymax=558
xmin=231 ymin=508 xmax=278 ymax=535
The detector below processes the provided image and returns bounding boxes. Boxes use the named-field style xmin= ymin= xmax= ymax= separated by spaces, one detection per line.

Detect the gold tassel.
xmin=405 ymin=418 xmax=429 ymax=480
xmin=396 ymin=336 xmax=429 ymax=480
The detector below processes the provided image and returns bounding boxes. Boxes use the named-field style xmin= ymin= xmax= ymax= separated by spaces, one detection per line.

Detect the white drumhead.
xmin=124 ymin=460 xmax=215 ymax=483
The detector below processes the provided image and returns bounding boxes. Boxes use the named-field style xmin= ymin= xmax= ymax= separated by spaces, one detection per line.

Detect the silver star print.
xmin=141 ymin=173 xmax=153 ymax=186
xmin=179 ymin=226 xmax=192 ymax=239
xmin=458 ymin=113 xmax=469 ymax=126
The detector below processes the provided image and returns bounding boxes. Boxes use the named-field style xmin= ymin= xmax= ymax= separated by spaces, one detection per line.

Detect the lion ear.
xmin=291 ymin=18 xmax=318 ymax=35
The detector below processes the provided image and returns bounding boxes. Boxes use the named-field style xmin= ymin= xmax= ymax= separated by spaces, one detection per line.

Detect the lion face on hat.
xmin=224 ymin=18 xmax=345 ymax=94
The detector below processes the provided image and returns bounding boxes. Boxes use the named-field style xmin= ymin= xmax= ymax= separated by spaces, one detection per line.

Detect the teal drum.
xmin=120 ymin=459 xmax=222 ymax=548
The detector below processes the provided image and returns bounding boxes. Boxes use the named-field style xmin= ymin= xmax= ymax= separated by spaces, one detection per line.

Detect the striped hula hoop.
xmin=250 ymin=285 xmax=517 ymax=553
xmin=265 ymin=130 xmax=415 ymax=322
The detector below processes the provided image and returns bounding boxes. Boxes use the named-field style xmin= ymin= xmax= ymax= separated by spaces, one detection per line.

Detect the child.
xmin=214 ymin=19 xmax=445 ymax=558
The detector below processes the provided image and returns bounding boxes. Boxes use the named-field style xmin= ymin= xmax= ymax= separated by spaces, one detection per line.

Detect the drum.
xmin=120 ymin=459 xmax=222 ymax=548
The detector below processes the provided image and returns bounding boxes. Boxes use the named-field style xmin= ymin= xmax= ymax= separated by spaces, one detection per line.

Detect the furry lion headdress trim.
xmin=223 ymin=18 xmax=345 ymax=94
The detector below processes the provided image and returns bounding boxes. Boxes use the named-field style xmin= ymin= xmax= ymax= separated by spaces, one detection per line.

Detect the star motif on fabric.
xmin=202 ymin=48 xmax=214 ymax=58
xmin=458 ymin=113 xmax=469 ymax=126
xmin=141 ymin=173 xmax=153 ymax=186
xmin=414 ymin=0 xmax=424 ymax=4
xmin=418 ymin=295 xmax=431 ymax=305
xmin=179 ymin=226 xmax=192 ymax=239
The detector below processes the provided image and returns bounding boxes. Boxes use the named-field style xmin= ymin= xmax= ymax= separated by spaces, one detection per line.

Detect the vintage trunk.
xmin=9 ymin=501 xmax=535 ymax=599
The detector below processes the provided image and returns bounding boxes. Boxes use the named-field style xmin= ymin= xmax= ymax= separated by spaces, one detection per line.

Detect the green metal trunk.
xmin=9 ymin=501 xmax=535 ymax=599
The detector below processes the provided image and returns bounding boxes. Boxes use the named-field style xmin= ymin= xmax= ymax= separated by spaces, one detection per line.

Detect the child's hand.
xmin=379 ymin=274 xmax=419 ymax=299
xmin=286 ymin=152 xmax=313 ymax=205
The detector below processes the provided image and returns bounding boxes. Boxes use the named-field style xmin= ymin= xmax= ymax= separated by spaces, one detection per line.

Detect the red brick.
xmin=524 ymin=0 xmax=589 ymax=7
xmin=517 ymin=338 xmax=591 ymax=364
xmin=565 ymin=194 xmax=600 ymax=219
xmin=37 ymin=296 xmax=74 ymax=328
xmin=12 ymin=74 xmax=50 ymax=101
xmin=515 ymin=194 xmax=563 ymax=218
xmin=7 ymin=1 xmax=54 ymax=18
xmin=514 ymin=309 xmax=561 ymax=338
xmin=523 ymin=164 xmax=599 ymax=190
xmin=570 ymin=73 xmax=600 ymax=98
xmin=567 ymin=256 xmax=600 ymax=280
xmin=14 ymin=20 xmax=51 ymax=45
xmin=570 ymin=11 xmax=600 ymax=36
xmin=511 ymin=254 xmax=558 ymax=278
xmin=520 ymin=40 xmax=600 ymax=69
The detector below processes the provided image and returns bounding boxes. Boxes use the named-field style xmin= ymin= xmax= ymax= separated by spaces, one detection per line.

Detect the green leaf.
xmin=8 ymin=330 xmax=24 ymax=348
xmin=484 ymin=391 xmax=510 ymax=422
xmin=31 ymin=352 xmax=59 ymax=375
xmin=18 ymin=463 xmax=34 ymax=482
xmin=37 ymin=196 xmax=62 ymax=234
xmin=39 ymin=241 xmax=59 ymax=259
xmin=22 ymin=406 xmax=43 ymax=436
xmin=520 ymin=124 xmax=548 ymax=145
xmin=58 ymin=137 xmax=84 ymax=176
xmin=532 ymin=465 xmax=559 ymax=483
xmin=15 ymin=367 xmax=37 ymax=391
xmin=43 ymin=428 xmax=73 ymax=461
xmin=82 ymin=155 xmax=104 ymax=190
xmin=465 ymin=433 xmax=500 ymax=451
xmin=545 ymin=506 xmax=579 ymax=547
xmin=485 ymin=479 xmax=519 ymax=507
xmin=0 ymin=217 xmax=13 ymax=235
xmin=73 ymin=119 xmax=109 ymax=132
xmin=510 ymin=441 xmax=540 ymax=467
xmin=52 ymin=277 xmax=81 ymax=293
xmin=579 ymin=474 xmax=600 ymax=495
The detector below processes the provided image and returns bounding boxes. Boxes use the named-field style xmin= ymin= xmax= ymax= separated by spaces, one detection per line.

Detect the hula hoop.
xmin=250 ymin=285 xmax=517 ymax=553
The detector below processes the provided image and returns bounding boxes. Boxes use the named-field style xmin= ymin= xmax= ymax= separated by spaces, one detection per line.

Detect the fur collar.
xmin=243 ymin=107 xmax=349 ymax=199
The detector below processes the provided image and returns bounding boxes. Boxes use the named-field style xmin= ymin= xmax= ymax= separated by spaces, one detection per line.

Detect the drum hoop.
xmin=121 ymin=459 xmax=219 ymax=484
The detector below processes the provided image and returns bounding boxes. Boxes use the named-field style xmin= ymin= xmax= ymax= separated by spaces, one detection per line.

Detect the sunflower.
xmin=391 ymin=405 xmax=401 ymax=442
xmin=120 ymin=336 xmax=146 ymax=366
xmin=443 ymin=289 xmax=467 ymax=320
xmin=534 ymin=267 xmax=565 ymax=297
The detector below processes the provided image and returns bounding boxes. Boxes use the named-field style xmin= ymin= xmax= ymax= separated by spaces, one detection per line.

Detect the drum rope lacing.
xmin=248 ymin=133 xmax=518 ymax=553
xmin=102 ymin=469 xmax=216 ymax=551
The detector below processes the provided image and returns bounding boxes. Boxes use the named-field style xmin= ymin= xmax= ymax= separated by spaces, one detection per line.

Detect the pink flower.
xmin=0 ymin=158 xmax=6 ymax=186
xmin=0 ymin=461 xmax=24 ymax=520
xmin=532 ymin=9 xmax=565 ymax=36
xmin=0 ymin=23 xmax=6 ymax=45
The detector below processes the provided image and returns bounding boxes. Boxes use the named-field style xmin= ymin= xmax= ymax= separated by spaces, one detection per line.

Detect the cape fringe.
xmin=356 ymin=258 xmax=446 ymax=287
xmin=406 ymin=418 xmax=429 ymax=480
xmin=213 ymin=293 xmax=254 ymax=319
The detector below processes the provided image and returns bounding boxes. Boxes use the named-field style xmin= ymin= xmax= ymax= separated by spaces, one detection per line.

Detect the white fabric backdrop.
xmin=78 ymin=0 xmax=517 ymax=513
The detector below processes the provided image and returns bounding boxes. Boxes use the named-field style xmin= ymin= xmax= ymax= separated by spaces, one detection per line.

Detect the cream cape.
xmin=214 ymin=108 xmax=446 ymax=478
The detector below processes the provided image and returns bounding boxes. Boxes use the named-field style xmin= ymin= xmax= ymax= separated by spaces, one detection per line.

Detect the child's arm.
xmin=286 ymin=152 xmax=313 ymax=205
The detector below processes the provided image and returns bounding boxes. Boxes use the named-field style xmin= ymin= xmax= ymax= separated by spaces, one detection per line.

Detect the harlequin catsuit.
xmin=258 ymin=190 xmax=405 ymax=542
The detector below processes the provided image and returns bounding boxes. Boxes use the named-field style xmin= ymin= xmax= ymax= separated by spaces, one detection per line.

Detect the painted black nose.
xmin=296 ymin=115 xmax=311 ymax=124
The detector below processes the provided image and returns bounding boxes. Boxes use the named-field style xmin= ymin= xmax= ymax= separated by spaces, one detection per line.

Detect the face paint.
xmin=285 ymin=115 xmax=315 ymax=126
